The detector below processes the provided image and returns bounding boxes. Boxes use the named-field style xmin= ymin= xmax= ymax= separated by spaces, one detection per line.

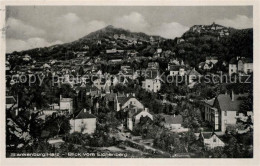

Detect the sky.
xmin=6 ymin=6 xmax=253 ymax=53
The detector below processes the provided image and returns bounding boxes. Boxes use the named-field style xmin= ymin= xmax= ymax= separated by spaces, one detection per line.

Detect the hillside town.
xmin=6 ymin=22 xmax=253 ymax=158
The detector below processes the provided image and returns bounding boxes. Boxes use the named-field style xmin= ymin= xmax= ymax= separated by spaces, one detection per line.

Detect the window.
xmin=213 ymin=137 xmax=216 ymax=142
xmin=236 ymin=111 xmax=239 ymax=116
xmin=231 ymin=69 xmax=233 ymax=72
xmin=148 ymin=85 xmax=150 ymax=88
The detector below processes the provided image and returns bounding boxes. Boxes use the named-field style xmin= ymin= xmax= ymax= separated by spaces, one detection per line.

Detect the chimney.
xmin=60 ymin=95 xmax=62 ymax=100
xmin=231 ymin=90 xmax=235 ymax=101
xmin=144 ymin=108 xmax=148 ymax=112
xmin=15 ymin=109 xmax=18 ymax=116
xmin=174 ymin=114 xmax=176 ymax=117
xmin=132 ymin=93 xmax=135 ymax=97
xmin=89 ymin=109 xmax=91 ymax=114
xmin=34 ymin=107 xmax=37 ymax=111
xmin=126 ymin=93 xmax=129 ymax=97
xmin=83 ymin=108 xmax=87 ymax=113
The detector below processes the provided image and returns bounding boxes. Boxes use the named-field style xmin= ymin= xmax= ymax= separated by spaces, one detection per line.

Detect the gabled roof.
xmin=73 ymin=109 xmax=97 ymax=119
xmin=206 ymin=57 xmax=218 ymax=60
xmin=6 ymin=96 xmax=16 ymax=105
xmin=160 ymin=114 xmax=183 ymax=124
xmin=187 ymin=68 xmax=201 ymax=76
xmin=216 ymin=93 xmax=248 ymax=112
xmin=60 ymin=98 xmax=73 ymax=102
xmin=117 ymin=94 xmax=138 ymax=106
xmin=229 ymin=58 xmax=237 ymax=64
xmin=200 ymin=132 xmax=214 ymax=139
xmin=204 ymin=98 xmax=215 ymax=106
xmin=169 ymin=65 xmax=181 ymax=71
xmin=104 ymin=93 xmax=116 ymax=102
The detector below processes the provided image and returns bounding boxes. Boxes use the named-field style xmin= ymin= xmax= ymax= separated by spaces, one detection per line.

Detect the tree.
xmin=44 ymin=115 xmax=71 ymax=137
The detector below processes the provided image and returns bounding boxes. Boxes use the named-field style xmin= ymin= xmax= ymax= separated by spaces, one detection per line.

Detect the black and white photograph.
xmin=2 ymin=4 xmax=256 ymax=160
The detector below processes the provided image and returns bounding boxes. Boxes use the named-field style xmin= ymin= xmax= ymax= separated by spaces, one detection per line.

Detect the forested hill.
xmin=161 ymin=23 xmax=253 ymax=67
xmin=7 ymin=23 xmax=253 ymax=69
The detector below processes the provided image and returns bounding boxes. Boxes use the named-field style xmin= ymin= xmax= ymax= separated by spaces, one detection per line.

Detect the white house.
xmin=229 ymin=57 xmax=253 ymax=76
xmin=142 ymin=70 xmax=162 ymax=93
xmin=203 ymin=91 xmax=252 ymax=133
xmin=114 ymin=93 xmax=144 ymax=111
xmin=127 ymin=108 xmax=153 ymax=131
xmin=205 ymin=57 xmax=218 ymax=65
xmin=59 ymin=96 xmax=73 ymax=114
xmin=160 ymin=114 xmax=183 ymax=130
xmin=199 ymin=132 xmax=225 ymax=149
xmin=70 ymin=109 xmax=97 ymax=134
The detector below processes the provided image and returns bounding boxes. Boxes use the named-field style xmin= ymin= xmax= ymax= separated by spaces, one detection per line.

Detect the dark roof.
xmin=201 ymin=132 xmax=214 ymax=139
xmin=187 ymin=68 xmax=201 ymax=76
xmin=206 ymin=57 xmax=218 ymax=60
xmin=204 ymin=98 xmax=215 ymax=106
xmin=242 ymin=58 xmax=253 ymax=63
xmin=216 ymin=93 xmax=248 ymax=111
xmin=199 ymin=62 xmax=205 ymax=67
xmin=117 ymin=95 xmax=136 ymax=106
xmin=6 ymin=96 xmax=16 ymax=105
xmin=160 ymin=114 xmax=183 ymax=124
xmin=169 ymin=65 xmax=181 ymax=71
xmin=74 ymin=109 xmax=97 ymax=119
xmin=104 ymin=93 xmax=116 ymax=102
xmin=229 ymin=58 xmax=237 ymax=64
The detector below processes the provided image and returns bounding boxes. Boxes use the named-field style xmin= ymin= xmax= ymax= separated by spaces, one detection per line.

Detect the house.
xmin=203 ymin=91 xmax=253 ymax=132
xmin=93 ymin=78 xmax=111 ymax=91
xmin=169 ymin=65 xmax=180 ymax=76
xmin=104 ymin=93 xmax=116 ymax=108
xmin=205 ymin=56 xmax=218 ymax=66
xmin=147 ymin=62 xmax=159 ymax=70
xmin=108 ymin=59 xmax=123 ymax=64
xmin=160 ymin=114 xmax=182 ymax=129
xmin=177 ymin=38 xmax=185 ymax=44
xmin=168 ymin=65 xmax=186 ymax=76
xmin=229 ymin=58 xmax=237 ymax=76
xmin=119 ymin=34 xmax=126 ymax=40
xmin=142 ymin=70 xmax=162 ymax=93
xmin=199 ymin=132 xmax=225 ymax=149
xmin=239 ymin=58 xmax=253 ymax=74
xmin=229 ymin=57 xmax=253 ymax=76
xmin=114 ymin=93 xmax=144 ymax=111
xmin=187 ymin=68 xmax=202 ymax=84
xmin=6 ymin=61 xmax=10 ymax=71
xmin=70 ymin=109 xmax=97 ymax=134
xmin=59 ymin=95 xmax=73 ymax=114
xmin=150 ymin=36 xmax=155 ymax=44
xmin=127 ymin=108 xmax=153 ymax=131
xmin=106 ymin=48 xmax=117 ymax=54
xmin=203 ymin=98 xmax=219 ymax=130
xmin=6 ymin=96 xmax=18 ymax=109
xmin=86 ymin=85 xmax=100 ymax=97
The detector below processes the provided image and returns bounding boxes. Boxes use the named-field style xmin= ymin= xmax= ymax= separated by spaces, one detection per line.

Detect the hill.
xmin=159 ymin=23 xmax=253 ymax=67
xmin=7 ymin=23 xmax=253 ymax=69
